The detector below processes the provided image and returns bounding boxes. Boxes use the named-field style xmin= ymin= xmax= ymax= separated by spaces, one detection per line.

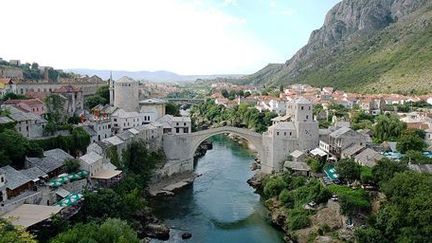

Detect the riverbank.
xmin=248 ymin=173 xmax=353 ymax=243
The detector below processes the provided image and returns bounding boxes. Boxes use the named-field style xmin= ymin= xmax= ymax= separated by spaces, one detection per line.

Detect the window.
xmin=176 ymin=128 xmax=180 ymax=133
xmin=284 ymin=132 xmax=286 ymax=136
xmin=1 ymin=177 xmax=4 ymax=182
xmin=301 ymin=106 xmax=304 ymax=110
xmin=306 ymin=115 xmax=309 ymax=119
xmin=184 ymin=123 xmax=186 ymax=126
xmin=277 ymin=132 xmax=279 ymax=136
xmin=176 ymin=123 xmax=179 ymax=126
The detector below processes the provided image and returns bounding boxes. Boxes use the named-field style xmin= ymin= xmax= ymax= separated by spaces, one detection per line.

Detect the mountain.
xmin=243 ymin=0 xmax=432 ymax=94
xmin=67 ymin=69 xmax=243 ymax=83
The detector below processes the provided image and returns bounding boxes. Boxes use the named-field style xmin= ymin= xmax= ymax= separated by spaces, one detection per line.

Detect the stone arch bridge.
xmin=161 ymin=126 xmax=271 ymax=177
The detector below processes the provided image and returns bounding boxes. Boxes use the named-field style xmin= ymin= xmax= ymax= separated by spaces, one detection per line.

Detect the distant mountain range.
xmin=241 ymin=0 xmax=432 ymax=94
xmin=67 ymin=69 xmax=244 ymax=83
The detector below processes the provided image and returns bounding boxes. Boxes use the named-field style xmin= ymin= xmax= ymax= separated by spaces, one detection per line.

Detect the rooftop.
xmin=0 ymin=165 xmax=32 ymax=190
xmin=284 ymin=161 xmax=311 ymax=171
xmin=329 ymin=126 xmax=352 ymax=138
xmin=354 ymin=148 xmax=384 ymax=167
xmin=80 ymin=151 xmax=103 ymax=165
xmin=139 ymin=98 xmax=167 ymax=105
xmin=116 ymin=76 xmax=137 ymax=83
xmin=1 ymin=204 xmax=63 ymax=228
xmin=0 ymin=116 xmax=14 ymax=124
xmin=21 ymin=167 xmax=48 ymax=181
xmin=103 ymin=136 xmax=124 ymax=146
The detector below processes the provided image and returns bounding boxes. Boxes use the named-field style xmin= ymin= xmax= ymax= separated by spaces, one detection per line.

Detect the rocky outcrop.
xmin=244 ymin=0 xmax=432 ymax=94
xmin=135 ymin=210 xmax=170 ymax=240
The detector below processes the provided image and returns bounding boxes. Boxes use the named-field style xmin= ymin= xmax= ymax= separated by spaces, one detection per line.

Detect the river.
xmin=151 ymin=135 xmax=284 ymax=243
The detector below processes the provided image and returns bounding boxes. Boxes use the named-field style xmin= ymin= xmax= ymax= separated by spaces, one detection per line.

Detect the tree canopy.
xmin=50 ymin=218 xmax=139 ymax=243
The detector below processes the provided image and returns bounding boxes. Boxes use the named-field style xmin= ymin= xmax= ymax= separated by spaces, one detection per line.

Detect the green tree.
xmin=355 ymin=227 xmax=386 ymax=243
xmin=69 ymin=127 xmax=91 ymax=157
xmin=0 ymin=129 xmax=29 ymax=168
xmin=335 ymin=158 xmax=361 ymax=182
xmin=85 ymin=95 xmax=107 ymax=109
xmin=165 ymin=102 xmax=180 ymax=116
xmin=372 ymin=159 xmax=407 ymax=186
xmin=373 ymin=114 xmax=406 ymax=143
xmin=96 ymin=85 xmax=110 ymax=101
xmin=396 ymin=129 xmax=426 ymax=153
xmin=221 ymin=89 xmax=229 ymax=98
xmin=373 ymin=172 xmax=432 ymax=242
xmin=45 ymin=94 xmax=66 ymax=124
xmin=64 ymin=159 xmax=81 ymax=173
xmin=50 ymin=218 xmax=139 ymax=243
xmin=0 ymin=219 xmax=36 ymax=243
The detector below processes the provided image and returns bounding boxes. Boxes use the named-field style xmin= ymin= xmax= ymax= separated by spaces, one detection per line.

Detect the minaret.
xmin=109 ymin=71 xmax=114 ymax=106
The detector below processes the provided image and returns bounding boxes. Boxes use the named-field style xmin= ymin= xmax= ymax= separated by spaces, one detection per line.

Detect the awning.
xmin=55 ymin=193 xmax=83 ymax=207
xmin=310 ymin=148 xmax=327 ymax=157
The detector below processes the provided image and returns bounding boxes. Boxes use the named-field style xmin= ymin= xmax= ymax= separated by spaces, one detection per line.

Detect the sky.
xmin=0 ymin=0 xmax=340 ymax=75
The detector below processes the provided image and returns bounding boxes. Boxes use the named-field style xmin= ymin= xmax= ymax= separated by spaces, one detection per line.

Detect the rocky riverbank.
xmin=248 ymin=173 xmax=351 ymax=243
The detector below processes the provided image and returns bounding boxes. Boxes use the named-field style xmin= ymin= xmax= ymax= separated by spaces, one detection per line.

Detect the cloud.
xmin=223 ymin=0 xmax=238 ymax=6
xmin=0 ymin=0 xmax=279 ymax=74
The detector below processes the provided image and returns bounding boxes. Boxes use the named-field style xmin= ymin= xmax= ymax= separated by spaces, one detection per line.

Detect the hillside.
xmin=68 ymin=69 xmax=244 ymax=83
xmin=243 ymin=0 xmax=432 ymax=94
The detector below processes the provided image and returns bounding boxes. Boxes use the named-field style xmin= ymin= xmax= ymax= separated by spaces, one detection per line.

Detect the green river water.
xmin=152 ymin=135 xmax=284 ymax=243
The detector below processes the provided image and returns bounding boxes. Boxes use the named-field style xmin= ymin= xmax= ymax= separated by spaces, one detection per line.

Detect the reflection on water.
xmin=152 ymin=135 xmax=283 ymax=243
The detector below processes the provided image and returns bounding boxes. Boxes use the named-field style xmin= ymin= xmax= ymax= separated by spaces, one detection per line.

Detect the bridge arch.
xmin=189 ymin=126 xmax=264 ymax=161
xmin=161 ymin=126 xmax=270 ymax=177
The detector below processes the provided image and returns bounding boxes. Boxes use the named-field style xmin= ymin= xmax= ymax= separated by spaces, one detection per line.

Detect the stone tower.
xmin=114 ymin=76 xmax=139 ymax=112
xmin=109 ymin=71 xmax=114 ymax=106
xmin=290 ymin=97 xmax=319 ymax=151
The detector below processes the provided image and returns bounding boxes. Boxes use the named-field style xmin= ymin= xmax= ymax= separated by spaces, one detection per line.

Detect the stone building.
xmin=4 ymin=105 xmax=47 ymax=138
xmin=113 ymin=77 xmax=139 ymax=112
xmin=263 ymin=97 xmax=319 ymax=171
xmin=139 ymin=98 xmax=166 ymax=124
xmin=52 ymin=85 xmax=84 ymax=116
xmin=157 ymin=115 xmax=191 ymax=134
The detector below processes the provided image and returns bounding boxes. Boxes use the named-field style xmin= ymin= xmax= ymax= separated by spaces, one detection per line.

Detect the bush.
xmin=279 ymin=189 xmax=295 ymax=208
xmin=329 ymin=185 xmax=370 ymax=216
xmin=263 ymin=176 xmax=287 ymax=198
xmin=286 ymin=208 xmax=310 ymax=230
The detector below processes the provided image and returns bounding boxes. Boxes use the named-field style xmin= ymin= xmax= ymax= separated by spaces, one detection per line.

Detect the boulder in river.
xmin=143 ymin=223 xmax=170 ymax=241
xmin=181 ymin=232 xmax=192 ymax=239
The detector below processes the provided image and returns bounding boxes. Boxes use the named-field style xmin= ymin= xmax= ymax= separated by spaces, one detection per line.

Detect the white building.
xmin=139 ymin=98 xmax=167 ymax=123
xmin=111 ymin=109 xmax=145 ymax=134
xmin=79 ymin=152 xmax=104 ymax=177
xmin=113 ymin=77 xmax=139 ymax=112
xmin=157 ymin=115 xmax=191 ymax=135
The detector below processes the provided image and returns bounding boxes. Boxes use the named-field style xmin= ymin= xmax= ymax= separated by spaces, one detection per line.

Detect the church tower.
xmin=109 ymin=71 xmax=114 ymax=106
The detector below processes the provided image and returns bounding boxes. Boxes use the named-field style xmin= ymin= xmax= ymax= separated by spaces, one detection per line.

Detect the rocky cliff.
xmin=244 ymin=0 xmax=432 ymax=94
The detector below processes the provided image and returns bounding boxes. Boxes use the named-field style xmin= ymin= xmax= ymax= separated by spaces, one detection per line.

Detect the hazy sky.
xmin=0 ymin=0 xmax=340 ymax=75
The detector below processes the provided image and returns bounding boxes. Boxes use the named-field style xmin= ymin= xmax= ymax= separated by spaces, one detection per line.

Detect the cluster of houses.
xmin=0 ymin=76 xmax=193 ymax=229
xmin=212 ymin=83 xmax=432 ymax=118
